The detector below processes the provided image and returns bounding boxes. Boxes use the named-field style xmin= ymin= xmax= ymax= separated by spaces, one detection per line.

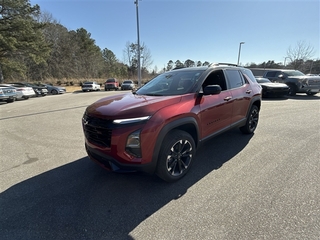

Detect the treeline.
xmin=0 ymin=0 xmax=154 ymax=84
xmin=1 ymin=1 xmax=318 ymax=85
xmin=162 ymin=59 xmax=320 ymax=75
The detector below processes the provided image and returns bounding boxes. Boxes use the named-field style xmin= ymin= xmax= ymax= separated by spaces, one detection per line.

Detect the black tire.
xmin=287 ymin=84 xmax=297 ymax=96
xmin=6 ymin=98 xmax=15 ymax=103
xmin=156 ymin=130 xmax=196 ymax=182
xmin=51 ymin=89 xmax=58 ymax=95
xmin=240 ymin=105 xmax=259 ymax=134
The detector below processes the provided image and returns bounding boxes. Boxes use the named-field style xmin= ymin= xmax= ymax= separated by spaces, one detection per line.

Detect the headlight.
xmin=126 ymin=130 xmax=141 ymax=157
xmin=113 ymin=116 xmax=150 ymax=124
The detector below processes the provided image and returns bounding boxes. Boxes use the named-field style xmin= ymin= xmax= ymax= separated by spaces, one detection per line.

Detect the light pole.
xmin=284 ymin=57 xmax=290 ymax=68
xmin=237 ymin=42 xmax=245 ymax=65
xmin=134 ymin=0 xmax=141 ymax=87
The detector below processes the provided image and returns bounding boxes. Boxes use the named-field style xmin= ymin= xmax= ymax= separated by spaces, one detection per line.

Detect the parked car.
xmin=39 ymin=84 xmax=66 ymax=94
xmin=256 ymin=77 xmax=289 ymax=97
xmin=261 ymin=69 xmax=320 ymax=96
xmin=0 ymin=85 xmax=17 ymax=103
xmin=104 ymin=78 xmax=119 ymax=91
xmin=82 ymin=63 xmax=262 ymax=182
xmin=4 ymin=84 xmax=35 ymax=99
xmin=81 ymin=81 xmax=101 ymax=92
xmin=121 ymin=80 xmax=136 ymax=90
xmin=9 ymin=82 xmax=48 ymax=97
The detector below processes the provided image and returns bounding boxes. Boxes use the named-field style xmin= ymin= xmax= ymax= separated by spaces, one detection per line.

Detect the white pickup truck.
xmin=81 ymin=81 xmax=101 ymax=92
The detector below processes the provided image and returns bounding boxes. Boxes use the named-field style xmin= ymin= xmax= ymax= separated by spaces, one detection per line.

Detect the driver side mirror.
xmin=203 ymin=85 xmax=222 ymax=95
xmin=278 ymin=74 xmax=286 ymax=80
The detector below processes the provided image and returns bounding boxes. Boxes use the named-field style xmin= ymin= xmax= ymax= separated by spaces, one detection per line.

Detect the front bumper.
xmin=85 ymin=144 xmax=156 ymax=174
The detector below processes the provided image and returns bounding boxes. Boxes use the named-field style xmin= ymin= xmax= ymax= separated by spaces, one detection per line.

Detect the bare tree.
xmin=286 ymin=40 xmax=315 ymax=70
xmin=123 ymin=41 xmax=153 ymax=72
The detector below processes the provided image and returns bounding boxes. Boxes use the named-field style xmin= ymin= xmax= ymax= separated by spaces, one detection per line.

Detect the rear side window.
xmin=225 ymin=70 xmax=245 ymax=89
xmin=265 ymin=71 xmax=278 ymax=77
xmin=241 ymin=69 xmax=257 ymax=83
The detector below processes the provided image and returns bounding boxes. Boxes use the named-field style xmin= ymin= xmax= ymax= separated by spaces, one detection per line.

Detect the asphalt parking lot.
xmin=0 ymin=91 xmax=319 ymax=239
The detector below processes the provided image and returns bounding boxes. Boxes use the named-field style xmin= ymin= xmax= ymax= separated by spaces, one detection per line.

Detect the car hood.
xmin=86 ymin=93 xmax=182 ymax=119
xmin=260 ymin=82 xmax=288 ymax=87
xmin=289 ymin=75 xmax=320 ymax=82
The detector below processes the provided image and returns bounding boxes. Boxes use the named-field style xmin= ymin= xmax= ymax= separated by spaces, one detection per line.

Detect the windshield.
xmin=136 ymin=70 xmax=204 ymax=96
xmin=284 ymin=70 xmax=305 ymax=76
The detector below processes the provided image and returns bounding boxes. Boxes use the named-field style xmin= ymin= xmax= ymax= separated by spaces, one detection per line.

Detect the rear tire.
xmin=240 ymin=105 xmax=259 ymax=134
xmin=156 ymin=130 xmax=195 ymax=182
xmin=51 ymin=89 xmax=58 ymax=95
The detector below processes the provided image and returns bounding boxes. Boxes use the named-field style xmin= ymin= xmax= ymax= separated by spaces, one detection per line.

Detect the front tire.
xmin=240 ymin=105 xmax=259 ymax=134
xmin=51 ymin=89 xmax=58 ymax=95
xmin=156 ymin=130 xmax=195 ymax=182
xmin=6 ymin=98 xmax=15 ymax=103
xmin=287 ymin=84 xmax=297 ymax=96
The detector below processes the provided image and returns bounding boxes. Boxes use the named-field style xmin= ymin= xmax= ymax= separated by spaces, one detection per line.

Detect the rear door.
xmin=224 ymin=69 xmax=253 ymax=124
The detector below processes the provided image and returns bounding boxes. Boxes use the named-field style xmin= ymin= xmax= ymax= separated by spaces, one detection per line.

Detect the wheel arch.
xmin=151 ymin=117 xmax=199 ymax=170
xmin=243 ymin=97 xmax=261 ymax=123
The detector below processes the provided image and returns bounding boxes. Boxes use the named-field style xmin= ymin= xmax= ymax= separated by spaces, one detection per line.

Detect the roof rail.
xmin=172 ymin=66 xmax=186 ymax=70
xmin=208 ymin=63 xmax=238 ymax=67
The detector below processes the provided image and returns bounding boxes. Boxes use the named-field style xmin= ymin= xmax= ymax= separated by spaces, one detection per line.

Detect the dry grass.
xmin=65 ymin=86 xmax=82 ymax=93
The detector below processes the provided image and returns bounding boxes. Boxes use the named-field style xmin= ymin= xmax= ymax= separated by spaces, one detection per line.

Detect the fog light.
xmin=126 ymin=130 xmax=141 ymax=157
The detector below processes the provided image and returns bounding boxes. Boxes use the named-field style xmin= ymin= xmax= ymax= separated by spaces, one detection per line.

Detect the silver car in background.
xmin=40 ymin=84 xmax=66 ymax=95
xmin=1 ymin=84 xmax=35 ymax=100
xmin=0 ymin=85 xmax=17 ymax=103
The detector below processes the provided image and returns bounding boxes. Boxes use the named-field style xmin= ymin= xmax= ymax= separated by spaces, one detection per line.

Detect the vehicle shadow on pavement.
xmin=0 ymin=129 xmax=252 ymax=240
xmin=288 ymin=94 xmax=320 ymax=100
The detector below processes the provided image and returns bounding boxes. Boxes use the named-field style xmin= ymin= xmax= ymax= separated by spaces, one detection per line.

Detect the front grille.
xmin=308 ymin=79 xmax=320 ymax=86
xmin=83 ymin=115 xmax=113 ymax=147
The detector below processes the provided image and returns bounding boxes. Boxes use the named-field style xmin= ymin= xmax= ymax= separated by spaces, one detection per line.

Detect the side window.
xmin=202 ymin=70 xmax=227 ymax=91
xmin=225 ymin=70 xmax=245 ymax=89
xmin=275 ymin=71 xmax=285 ymax=77
xmin=265 ymin=71 xmax=277 ymax=77
xmin=241 ymin=69 xmax=256 ymax=83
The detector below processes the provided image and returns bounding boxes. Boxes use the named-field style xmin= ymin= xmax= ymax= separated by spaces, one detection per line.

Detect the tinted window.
xmin=202 ymin=70 xmax=227 ymax=91
xmin=225 ymin=70 xmax=245 ymax=89
xmin=265 ymin=71 xmax=278 ymax=77
xmin=241 ymin=69 xmax=256 ymax=83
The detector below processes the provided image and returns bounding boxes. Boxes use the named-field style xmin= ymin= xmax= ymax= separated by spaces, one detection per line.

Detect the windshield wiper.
xmin=144 ymin=93 xmax=164 ymax=96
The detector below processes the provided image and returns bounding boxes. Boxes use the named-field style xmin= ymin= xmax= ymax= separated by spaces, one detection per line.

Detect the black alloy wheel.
xmin=51 ymin=89 xmax=58 ymax=95
xmin=156 ymin=130 xmax=195 ymax=182
xmin=240 ymin=105 xmax=259 ymax=134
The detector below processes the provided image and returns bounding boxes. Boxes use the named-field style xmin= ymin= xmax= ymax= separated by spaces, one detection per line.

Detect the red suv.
xmin=82 ymin=63 xmax=262 ymax=182
xmin=104 ymin=78 xmax=119 ymax=91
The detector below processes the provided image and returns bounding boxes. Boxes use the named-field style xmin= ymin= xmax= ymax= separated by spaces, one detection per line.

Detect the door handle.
xmin=224 ymin=96 xmax=232 ymax=101
xmin=246 ymin=90 xmax=252 ymax=94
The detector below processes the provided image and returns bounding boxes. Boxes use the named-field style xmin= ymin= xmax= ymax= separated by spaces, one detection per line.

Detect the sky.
xmin=29 ymin=0 xmax=320 ymax=71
